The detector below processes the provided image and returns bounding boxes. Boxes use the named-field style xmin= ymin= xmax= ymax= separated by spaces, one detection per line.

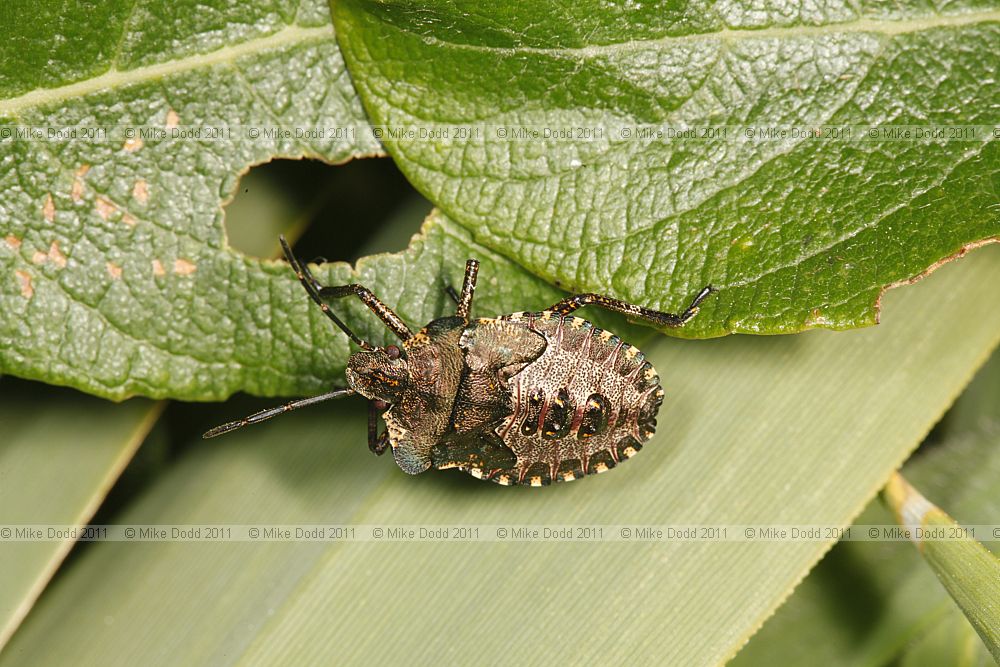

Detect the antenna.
xmin=203 ymin=388 xmax=355 ymax=439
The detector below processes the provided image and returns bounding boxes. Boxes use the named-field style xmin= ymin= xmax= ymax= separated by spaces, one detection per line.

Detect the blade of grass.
xmin=899 ymin=612 xmax=993 ymax=667
xmin=732 ymin=358 xmax=1000 ymax=667
xmin=884 ymin=473 xmax=1000 ymax=660
xmin=0 ymin=385 xmax=161 ymax=648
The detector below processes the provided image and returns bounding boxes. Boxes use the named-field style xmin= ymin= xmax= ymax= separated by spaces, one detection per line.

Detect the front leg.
xmin=368 ymin=401 xmax=390 ymax=455
xmin=454 ymin=259 xmax=479 ymax=320
xmin=281 ymin=236 xmax=375 ymax=350
xmin=319 ymin=283 xmax=413 ymax=343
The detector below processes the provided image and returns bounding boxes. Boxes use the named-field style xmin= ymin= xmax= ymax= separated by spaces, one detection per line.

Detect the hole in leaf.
xmin=224 ymin=157 xmax=430 ymax=261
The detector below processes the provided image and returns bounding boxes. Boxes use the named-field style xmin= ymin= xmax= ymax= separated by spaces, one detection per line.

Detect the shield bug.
xmin=204 ymin=237 xmax=713 ymax=486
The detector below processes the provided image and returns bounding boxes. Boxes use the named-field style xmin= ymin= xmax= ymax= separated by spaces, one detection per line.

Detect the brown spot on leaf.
xmin=48 ymin=241 xmax=67 ymax=268
xmin=132 ymin=179 xmax=148 ymax=204
xmin=31 ymin=251 xmax=47 ymax=264
xmin=165 ymin=109 xmax=180 ymax=129
xmin=72 ymin=165 xmax=90 ymax=204
xmin=106 ymin=262 xmax=122 ymax=279
xmin=173 ymin=259 xmax=196 ymax=276
xmin=122 ymin=213 xmax=137 ymax=226
xmin=43 ymin=194 xmax=55 ymax=222
xmin=95 ymin=197 xmax=117 ymax=220
xmin=5 ymin=235 xmax=21 ymax=250
xmin=15 ymin=270 xmax=33 ymax=298
xmin=123 ymin=136 xmax=143 ymax=152
xmin=152 ymin=260 xmax=166 ymax=277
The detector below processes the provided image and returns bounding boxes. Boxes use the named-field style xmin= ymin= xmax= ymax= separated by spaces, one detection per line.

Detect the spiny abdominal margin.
xmin=461 ymin=435 xmax=645 ymax=486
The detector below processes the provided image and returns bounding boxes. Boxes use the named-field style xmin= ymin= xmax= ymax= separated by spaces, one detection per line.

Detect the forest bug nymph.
xmin=205 ymin=237 xmax=713 ymax=486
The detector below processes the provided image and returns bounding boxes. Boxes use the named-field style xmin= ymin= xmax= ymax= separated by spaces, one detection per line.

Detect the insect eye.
xmin=385 ymin=345 xmax=401 ymax=359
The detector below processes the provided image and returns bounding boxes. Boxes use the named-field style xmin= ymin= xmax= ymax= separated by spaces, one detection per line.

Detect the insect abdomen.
xmin=467 ymin=311 xmax=663 ymax=486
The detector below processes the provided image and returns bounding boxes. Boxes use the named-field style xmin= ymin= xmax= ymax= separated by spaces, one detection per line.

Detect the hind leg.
xmin=545 ymin=286 xmax=714 ymax=327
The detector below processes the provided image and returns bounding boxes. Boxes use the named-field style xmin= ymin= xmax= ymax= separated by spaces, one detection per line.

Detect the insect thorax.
xmin=374 ymin=317 xmax=468 ymax=475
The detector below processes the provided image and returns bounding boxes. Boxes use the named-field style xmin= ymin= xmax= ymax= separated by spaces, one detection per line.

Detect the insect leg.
xmin=318 ymin=284 xmax=413 ymax=342
xmin=444 ymin=285 xmax=460 ymax=304
xmin=280 ymin=236 xmax=374 ymax=350
xmin=455 ymin=259 xmax=479 ymax=320
xmin=368 ymin=401 xmax=390 ymax=455
xmin=545 ymin=285 xmax=715 ymax=327
xmin=202 ymin=388 xmax=355 ymax=439
xmin=372 ymin=431 xmax=390 ymax=456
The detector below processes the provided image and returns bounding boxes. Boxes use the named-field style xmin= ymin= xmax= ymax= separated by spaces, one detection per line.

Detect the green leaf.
xmin=332 ymin=0 xmax=1000 ymax=337
xmin=0 ymin=1 xmax=385 ymax=400
xmin=0 ymin=382 xmax=160 ymax=649
xmin=884 ymin=473 xmax=1000 ymax=660
xmin=731 ymin=382 xmax=1000 ymax=666
xmin=5 ymin=243 xmax=999 ymax=665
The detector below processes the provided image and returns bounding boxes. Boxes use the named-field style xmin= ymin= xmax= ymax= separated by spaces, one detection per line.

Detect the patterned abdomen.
xmin=470 ymin=311 xmax=663 ymax=486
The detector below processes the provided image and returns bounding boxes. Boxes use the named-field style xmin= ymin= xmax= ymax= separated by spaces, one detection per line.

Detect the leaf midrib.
xmin=0 ymin=24 xmax=335 ymax=117
xmin=407 ymin=9 xmax=1000 ymax=58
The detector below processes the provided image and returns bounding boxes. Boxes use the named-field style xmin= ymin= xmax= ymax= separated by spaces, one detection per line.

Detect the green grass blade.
xmin=0 ymin=386 xmax=161 ymax=648
xmin=732 ymin=362 xmax=1000 ymax=666
xmin=899 ymin=612 xmax=994 ymax=667
xmin=884 ymin=473 xmax=1000 ymax=661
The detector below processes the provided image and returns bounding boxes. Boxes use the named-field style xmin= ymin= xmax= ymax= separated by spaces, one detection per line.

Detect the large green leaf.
xmin=4 ymin=241 xmax=999 ymax=666
xmin=0 ymin=382 xmax=160 ymax=649
xmin=332 ymin=0 xmax=1000 ymax=337
xmin=0 ymin=0 xmax=386 ymax=400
